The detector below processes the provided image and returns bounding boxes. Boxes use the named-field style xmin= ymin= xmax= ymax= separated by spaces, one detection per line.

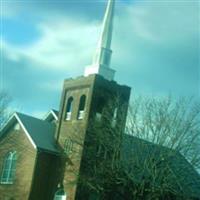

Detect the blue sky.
xmin=1 ymin=0 xmax=199 ymax=117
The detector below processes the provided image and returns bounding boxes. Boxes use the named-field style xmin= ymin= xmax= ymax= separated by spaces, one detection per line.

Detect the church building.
xmin=0 ymin=0 xmax=130 ymax=199
xmin=0 ymin=0 xmax=200 ymax=200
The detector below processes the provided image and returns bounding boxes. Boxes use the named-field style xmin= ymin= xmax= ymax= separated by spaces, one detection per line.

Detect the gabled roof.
xmin=0 ymin=112 xmax=59 ymax=154
xmin=44 ymin=109 xmax=59 ymax=122
xmin=52 ymin=109 xmax=59 ymax=118
xmin=122 ymin=134 xmax=200 ymax=199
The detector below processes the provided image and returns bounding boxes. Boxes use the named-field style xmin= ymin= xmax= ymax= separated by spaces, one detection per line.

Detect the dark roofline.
xmin=0 ymin=112 xmax=37 ymax=148
xmin=1 ymin=112 xmax=60 ymax=153
xmin=43 ymin=109 xmax=59 ymax=122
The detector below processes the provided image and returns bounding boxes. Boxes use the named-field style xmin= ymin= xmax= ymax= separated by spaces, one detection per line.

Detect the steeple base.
xmin=84 ymin=64 xmax=115 ymax=81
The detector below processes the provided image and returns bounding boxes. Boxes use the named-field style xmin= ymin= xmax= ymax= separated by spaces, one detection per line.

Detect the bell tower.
xmin=55 ymin=1 xmax=131 ymax=199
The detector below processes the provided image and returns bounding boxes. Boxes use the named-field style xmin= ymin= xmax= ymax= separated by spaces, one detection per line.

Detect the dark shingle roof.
xmin=44 ymin=109 xmax=59 ymax=122
xmin=122 ymin=134 xmax=200 ymax=199
xmin=16 ymin=112 xmax=59 ymax=153
xmin=0 ymin=112 xmax=59 ymax=154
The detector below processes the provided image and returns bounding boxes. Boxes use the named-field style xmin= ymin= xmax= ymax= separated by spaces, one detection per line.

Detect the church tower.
xmin=55 ymin=1 xmax=131 ymax=199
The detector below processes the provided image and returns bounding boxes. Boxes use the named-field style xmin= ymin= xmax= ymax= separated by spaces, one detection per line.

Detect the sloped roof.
xmin=52 ymin=109 xmax=59 ymax=117
xmin=122 ymin=134 xmax=200 ymax=199
xmin=0 ymin=112 xmax=59 ymax=154
xmin=44 ymin=109 xmax=59 ymax=122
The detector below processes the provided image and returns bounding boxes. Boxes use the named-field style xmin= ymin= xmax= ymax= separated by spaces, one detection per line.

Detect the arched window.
xmin=66 ymin=97 xmax=73 ymax=120
xmin=1 ymin=151 xmax=17 ymax=184
xmin=77 ymin=95 xmax=86 ymax=119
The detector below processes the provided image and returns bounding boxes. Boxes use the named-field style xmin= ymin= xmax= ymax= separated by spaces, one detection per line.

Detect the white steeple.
xmin=84 ymin=0 xmax=115 ymax=81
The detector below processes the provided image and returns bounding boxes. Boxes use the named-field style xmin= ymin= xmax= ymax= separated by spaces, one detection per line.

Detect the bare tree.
xmin=127 ymin=96 xmax=200 ymax=169
xmin=0 ymin=91 xmax=12 ymax=128
xmin=124 ymin=96 xmax=200 ymax=199
xmin=64 ymin=95 xmax=200 ymax=200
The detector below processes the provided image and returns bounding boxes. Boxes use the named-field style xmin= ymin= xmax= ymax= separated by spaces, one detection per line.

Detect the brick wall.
xmin=0 ymin=123 xmax=37 ymax=200
xmin=29 ymin=151 xmax=60 ymax=200
xmin=56 ymin=74 xmax=131 ymax=200
xmin=56 ymin=75 xmax=95 ymax=200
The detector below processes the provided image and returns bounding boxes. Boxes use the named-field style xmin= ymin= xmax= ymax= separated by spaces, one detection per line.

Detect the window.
xmin=1 ymin=151 xmax=17 ymax=184
xmin=95 ymin=97 xmax=106 ymax=121
xmin=77 ymin=95 xmax=86 ymax=120
xmin=64 ymin=139 xmax=73 ymax=154
xmin=54 ymin=188 xmax=66 ymax=200
xmin=65 ymin=97 xmax=73 ymax=120
xmin=14 ymin=123 xmax=20 ymax=131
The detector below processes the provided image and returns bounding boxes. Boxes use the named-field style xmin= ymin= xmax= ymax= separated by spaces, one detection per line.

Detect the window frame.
xmin=77 ymin=95 xmax=86 ymax=120
xmin=1 ymin=151 xmax=17 ymax=184
xmin=65 ymin=96 xmax=73 ymax=121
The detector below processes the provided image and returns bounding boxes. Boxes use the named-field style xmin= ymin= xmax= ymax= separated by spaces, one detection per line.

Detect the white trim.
xmin=65 ymin=112 xmax=71 ymax=120
xmin=0 ymin=181 xmax=13 ymax=184
xmin=51 ymin=110 xmax=58 ymax=121
xmin=7 ymin=152 xmax=13 ymax=182
xmin=43 ymin=110 xmax=58 ymax=121
xmin=0 ymin=151 xmax=17 ymax=184
xmin=14 ymin=114 xmax=37 ymax=149
xmin=77 ymin=110 xmax=85 ymax=120
xmin=0 ymin=113 xmax=15 ymax=132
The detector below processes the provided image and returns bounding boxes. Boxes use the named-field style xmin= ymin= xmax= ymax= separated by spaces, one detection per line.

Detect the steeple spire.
xmin=96 ymin=0 xmax=115 ymax=53
xmin=84 ymin=0 xmax=115 ymax=81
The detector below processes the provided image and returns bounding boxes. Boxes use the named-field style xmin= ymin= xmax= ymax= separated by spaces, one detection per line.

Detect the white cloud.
xmin=2 ymin=0 xmax=198 ymax=98
xmin=112 ymin=1 xmax=199 ymax=96
xmin=2 ymin=18 xmax=100 ymax=75
xmin=116 ymin=1 xmax=198 ymax=44
xmin=39 ymin=80 xmax=63 ymax=92
xmin=2 ymin=1 xmax=197 ymax=73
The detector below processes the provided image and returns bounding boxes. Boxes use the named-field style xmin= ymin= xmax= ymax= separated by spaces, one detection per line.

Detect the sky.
xmin=0 ymin=0 xmax=199 ymax=118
